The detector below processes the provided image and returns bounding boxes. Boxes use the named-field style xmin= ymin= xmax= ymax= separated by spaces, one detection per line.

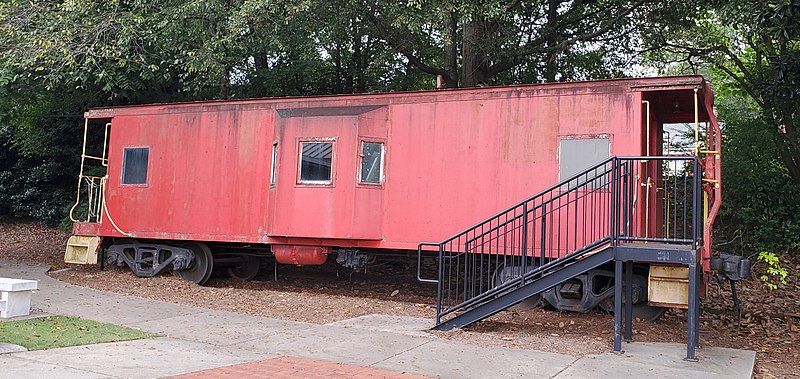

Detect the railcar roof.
xmin=85 ymin=75 xmax=709 ymax=118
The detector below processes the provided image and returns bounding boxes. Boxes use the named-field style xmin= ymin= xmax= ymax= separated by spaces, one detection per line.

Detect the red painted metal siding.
xmin=101 ymin=109 xmax=272 ymax=242
xmin=89 ymin=77 xmax=715 ymax=253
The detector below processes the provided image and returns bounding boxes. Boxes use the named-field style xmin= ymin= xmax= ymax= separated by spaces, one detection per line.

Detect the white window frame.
xmin=270 ymin=141 xmax=278 ymax=186
xmin=297 ymin=138 xmax=335 ymax=186
xmin=358 ymin=140 xmax=385 ymax=185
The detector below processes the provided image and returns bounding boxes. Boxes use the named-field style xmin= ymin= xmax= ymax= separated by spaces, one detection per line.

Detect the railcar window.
xmin=121 ymin=147 xmax=149 ymax=185
xmin=359 ymin=141 xmax=384 ymax=184
xmin=270 ymin=142 xmax=278 ymax=186
xmin=299 ymin=142 xmax=333 ymax=184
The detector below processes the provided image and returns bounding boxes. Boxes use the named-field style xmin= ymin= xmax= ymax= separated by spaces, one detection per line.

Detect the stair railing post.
xmin=693 ymin=157 xmax=701 ymax=250
xmin=686 ymin=156 xmax=702 ymax=360
xmin=610 ymin=158 xmax=619 ymax=245
xmin=436 ymin=244 xmax=444 ymax=325
xmin=624 ymin=260 xmax=634 ymax=342
xmin=613 ymin=259 xmax=623 ymax=352
xmin=687 ymin=259 xmax=698 ymax=361
xmin=521 ymin=203 xmax=528 ymax=285
xmin=611 ymin=157 xmax=624 ymax=353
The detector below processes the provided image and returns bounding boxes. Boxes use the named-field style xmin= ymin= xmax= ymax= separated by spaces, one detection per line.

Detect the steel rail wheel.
xmin=176 ymin=242 xmax=214 ymax=285
xmin=630 ymin=303 xmax=668 ymax=322
xmin=227 ymin=254 xmax=260 ymax=281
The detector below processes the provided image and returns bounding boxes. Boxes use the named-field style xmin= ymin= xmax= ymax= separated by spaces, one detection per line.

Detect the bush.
xmin=714 ymin=95 xmax=800 ymax=253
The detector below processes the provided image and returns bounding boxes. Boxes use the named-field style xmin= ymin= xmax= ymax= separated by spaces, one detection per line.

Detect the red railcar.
xmin=65 ymin=76 xmax=723 ymax=318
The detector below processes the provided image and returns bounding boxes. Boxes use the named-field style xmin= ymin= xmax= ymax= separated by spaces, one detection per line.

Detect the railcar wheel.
xmin=630 ymin=303 xmax=668 ymax=322
xmin=493 ymin=263 xmax=543 ymax=310
xmin=227 ymin=254 xmax=260 ymax=281
xmin=176 ymin=242 xmax=214 ymax=285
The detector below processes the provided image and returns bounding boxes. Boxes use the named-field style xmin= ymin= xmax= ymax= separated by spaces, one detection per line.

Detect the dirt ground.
xmin=1 ymin=219 xmax=797 ymax=378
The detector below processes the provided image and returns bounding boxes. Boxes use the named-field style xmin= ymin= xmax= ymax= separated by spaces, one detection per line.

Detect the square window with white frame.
xmin=298 ymin=141 xmax=333 ymax=184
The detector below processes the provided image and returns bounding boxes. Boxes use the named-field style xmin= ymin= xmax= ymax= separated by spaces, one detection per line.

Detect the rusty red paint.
xmin=73 ymin=222 xmax=100 ymax=236
xmin=76 ymin=76 xmax=720 ymax=271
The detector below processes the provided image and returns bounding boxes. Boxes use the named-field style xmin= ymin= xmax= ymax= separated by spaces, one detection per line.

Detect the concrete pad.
xmin=375 ymin=339 xmax=577 ymax=379
xmin=234 ymin=324 xmax=433 ymax=368
xmin=0 ymin=262 xmax=201 ymax=326
xmin=15 ymin=337 xmax=274 ymax=379
xmin=0 ymin=262 xmax=50 ymax=278
xmin=128 ymin=310 xmax=314 ymax=346
xmin=555 ymin=342 xmax=756 ymax=379
xmin=327 ymin=314 xmax=434 ymax=337
xmin=0 ymin=355 xmax=113 ymax=378
xmin=0 ymin=342 xmax=27 ymax=354
xmin=32 ymin=284 xmax=202 ymax=326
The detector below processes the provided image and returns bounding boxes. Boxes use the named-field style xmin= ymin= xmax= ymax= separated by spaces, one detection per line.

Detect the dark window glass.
xmin=360 ymin=142 xmax=383 ymax=183
xmin=299 ymin=142 xmax=332 ymax=183
xmin=121 ymin=148 xmax=149 ymax=185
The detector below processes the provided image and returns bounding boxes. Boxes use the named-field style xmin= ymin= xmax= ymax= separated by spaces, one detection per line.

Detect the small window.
xmin=121 ymin=147 xmax=149 ymax=185
xmin=270 ymin=142 xmax=278 ymax=185
xmin=360 ymin=141 xmax=384 ymax=184
xmin=298 ymin=142 xmax=333 ymax=184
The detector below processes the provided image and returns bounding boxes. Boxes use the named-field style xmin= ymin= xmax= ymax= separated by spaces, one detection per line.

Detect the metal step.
xmin=614 ymin=242 xmax=696 ymax=264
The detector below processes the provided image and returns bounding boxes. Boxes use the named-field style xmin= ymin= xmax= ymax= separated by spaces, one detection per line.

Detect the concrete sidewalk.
xmin=0 ymin=260 xmax=756 ymax=378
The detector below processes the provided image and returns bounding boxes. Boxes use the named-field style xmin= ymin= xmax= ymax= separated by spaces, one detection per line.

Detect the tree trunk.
xmin=462 ymin=18 xmax=489 ymax=87
xmin=775 ymin=107 xmax=800 ymax=183
xmin=543 ymin=0 xmax=560 ymax=82
xmin=442 ymin=12 xmax=459 ymax=88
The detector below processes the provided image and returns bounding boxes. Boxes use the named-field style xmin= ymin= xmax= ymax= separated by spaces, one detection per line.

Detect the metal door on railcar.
xmin=268 ymin=108 xmax=385 ymax=240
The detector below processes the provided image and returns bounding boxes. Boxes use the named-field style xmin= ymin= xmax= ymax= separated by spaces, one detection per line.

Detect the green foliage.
xmin=0 ymin=0 xmax=421 ymax=226
xmin=0 ymin=88 xmax=86 ymax=225
xmin=366 ymin=0 xmax=681 ymax=86
xmin=646 ymin=0 xmax=800 ymax=183
xmin=715 ymin=93 xmax=800 ymax=252
xmin=756 ymin=251 xmax=788 ymax=290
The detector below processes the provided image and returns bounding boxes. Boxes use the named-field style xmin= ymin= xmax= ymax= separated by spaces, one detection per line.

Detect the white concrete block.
xmin=0 ymin=278 xmax=38 ymax=292
xmin=0 ymin=277 xmax=38 ymax=318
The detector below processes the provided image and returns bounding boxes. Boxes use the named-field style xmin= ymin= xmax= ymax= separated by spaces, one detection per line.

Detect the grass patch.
xmin=0 ymin=316 xmax=158 ymax=350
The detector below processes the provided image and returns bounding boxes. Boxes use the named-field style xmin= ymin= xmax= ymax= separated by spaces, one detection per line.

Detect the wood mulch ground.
xmin=1 ymin=219 xmax=797 ymax=378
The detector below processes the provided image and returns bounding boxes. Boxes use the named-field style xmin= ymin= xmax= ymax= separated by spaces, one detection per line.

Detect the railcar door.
xmin=268 ymin=106 xmax=386 ymax=240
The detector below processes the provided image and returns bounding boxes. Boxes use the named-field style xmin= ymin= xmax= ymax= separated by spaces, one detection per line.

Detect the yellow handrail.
xmin=68 ymin=119 xmax=112 ymax=224
xmin=694 ymin=89 xmax=700 ymax=156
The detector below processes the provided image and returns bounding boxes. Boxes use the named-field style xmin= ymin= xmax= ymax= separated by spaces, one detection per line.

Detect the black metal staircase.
xmin=418 ymin=156 xmax=704 ymax=360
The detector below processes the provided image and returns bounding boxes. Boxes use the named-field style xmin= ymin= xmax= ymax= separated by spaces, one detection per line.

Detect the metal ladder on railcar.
xmin=418 ymin=156 xmax=705 ymax=360
xmin=65 ymin=120 xmax=118 ymax=265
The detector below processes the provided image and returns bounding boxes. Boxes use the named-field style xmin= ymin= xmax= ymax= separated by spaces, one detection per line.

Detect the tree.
xmin=646 ymin=0 xmax=800 ymax=183
xmin=0 ymin=0 xmax=426 ymax=224
xmin=714 ymin=93 xmax=800 ymax=252
xmin=363 ymin=0 xmax=675 ymax=87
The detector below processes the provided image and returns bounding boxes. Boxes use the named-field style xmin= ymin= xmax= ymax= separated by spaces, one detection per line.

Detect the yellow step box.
xmin=64 ymin=236 xmax=101 ymax=265
xmin=648 ymin=264 xmax=689 ymax=308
